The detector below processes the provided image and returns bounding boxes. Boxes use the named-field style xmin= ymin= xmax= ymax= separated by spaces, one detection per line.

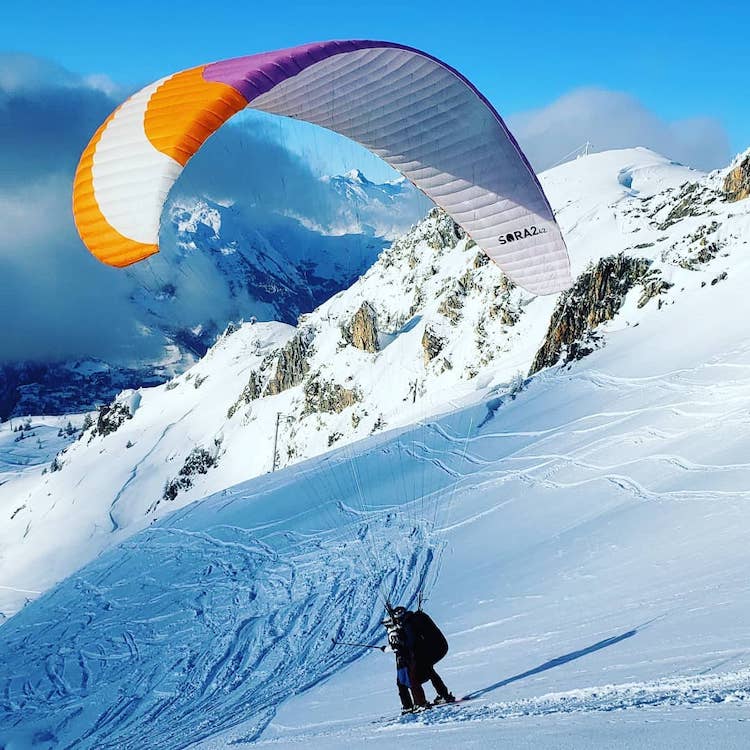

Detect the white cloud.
xmin=0 ymin=176 xmax=156 ymax=363
xmin=509 ymin=87 xmax=731 ymax=173
xmin=0 ymin=57 xmax=152 ymax=363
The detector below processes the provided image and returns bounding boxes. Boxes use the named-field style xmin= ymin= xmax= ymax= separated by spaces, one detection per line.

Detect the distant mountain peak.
xmin=344 ymin=168 xmax=370 ymax=183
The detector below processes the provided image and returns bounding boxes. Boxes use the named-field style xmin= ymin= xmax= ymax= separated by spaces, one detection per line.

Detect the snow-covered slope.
xmin=1 ymin=146 xmax=749 ymax=747
xmin=2 ymin=260 xmax=750 ymax=746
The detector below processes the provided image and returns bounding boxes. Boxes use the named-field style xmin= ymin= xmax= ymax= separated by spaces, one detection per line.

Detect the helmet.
xmin=392 ymin=606 xmax=407 ymax=620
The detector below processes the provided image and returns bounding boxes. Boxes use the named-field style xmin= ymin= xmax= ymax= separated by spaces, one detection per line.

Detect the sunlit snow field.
xmin=2 ymin=263 xmax=750 ymax=746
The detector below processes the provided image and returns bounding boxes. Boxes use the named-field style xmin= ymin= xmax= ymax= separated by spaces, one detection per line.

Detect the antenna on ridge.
xmin=550 ymin=141 xmax=595 ymax=169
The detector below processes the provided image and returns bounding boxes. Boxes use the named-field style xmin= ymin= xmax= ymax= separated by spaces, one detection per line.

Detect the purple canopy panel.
xmin=202 ymin=41 xmax=570 ymax=295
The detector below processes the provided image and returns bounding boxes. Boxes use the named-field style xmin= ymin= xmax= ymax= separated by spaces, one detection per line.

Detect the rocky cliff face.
xmin=217 ymin=206 xmax=533 ymax=459
xmin=303 ymin=376 xmax=360 ymax=415
xmin=529 ymin=254 xmax=665 ymax=374
xmin=265 ymin=329 xmax=315 ymax=396
xmin=421 ymin=327 xmax=446 ymax=365
xmin=723 ymin=154 xmax=750 ymax=203
xmin=91 ymin=392 xmax=141 ymax=439
xmin=342 ymin=303 xmax=379 ymax=353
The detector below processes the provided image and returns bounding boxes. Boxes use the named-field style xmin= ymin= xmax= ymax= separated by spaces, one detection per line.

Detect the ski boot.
xmin=432 ymin=693 xmax=456 ymax=705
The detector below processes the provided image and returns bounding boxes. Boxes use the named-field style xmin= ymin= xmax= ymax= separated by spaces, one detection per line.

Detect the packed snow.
xmin=1 ymin=147 xmax=749 ymax=747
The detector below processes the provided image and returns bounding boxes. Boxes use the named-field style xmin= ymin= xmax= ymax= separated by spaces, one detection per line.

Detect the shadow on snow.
xmin=466 ymin=628 xmax=638 ymax=700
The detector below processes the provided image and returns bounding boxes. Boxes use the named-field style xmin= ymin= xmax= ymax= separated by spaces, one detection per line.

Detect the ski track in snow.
xmin=399 ymin=670 xmax=750 ymax=725
xmin=330 ymin=670 xmax=750 ymax=741
xmin=0 ymin=518 xmax=434 ymax=749
xmin=250 ymin=670 xmax=750 ymax=746
xmin=108 ymin=407 xmax=198 ymax=532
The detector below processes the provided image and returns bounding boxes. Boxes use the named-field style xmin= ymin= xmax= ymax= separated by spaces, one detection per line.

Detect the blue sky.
xmin=2 ymin=0 xmax=748 ymax=172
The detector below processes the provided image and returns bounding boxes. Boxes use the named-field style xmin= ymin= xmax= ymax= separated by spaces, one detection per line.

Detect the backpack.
xmin=407 ymin=610 xmax=448 ymax=680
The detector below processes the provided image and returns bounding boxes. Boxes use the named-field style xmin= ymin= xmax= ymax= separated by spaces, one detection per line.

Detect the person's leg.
xmin=397 ymin=666 xmax=414 ymax=710
xmin=427 ymin=666 xmax=455 ymax=702
xmin=408 ymin=663 xmax=428 ymax=706
xmin=397 ymin=680 xmax=413 ymax=711
xmin=428 ymin=666 xmax=451 ymax=699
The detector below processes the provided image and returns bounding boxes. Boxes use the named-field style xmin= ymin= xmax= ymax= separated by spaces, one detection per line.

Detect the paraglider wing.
xmin=73 ymin=40 xmax=571 ymax=295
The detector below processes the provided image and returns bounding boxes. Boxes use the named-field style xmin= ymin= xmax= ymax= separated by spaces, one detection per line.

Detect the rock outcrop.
xmin=161 ymin=446 xmax=218 ymax=504
xmin=530 ymin=254 xmax=658 ymax=375
xmin=303 ymin=376 xmax=359 ymax=414
xmin=655 ymin=182 xmax=715 ymax=229
xmin=422 ymin=327 xmax=446 ymax=365
xmin=343 ymin=302 xmax=379 ymax=353
xmin=437 ymin=270 xmax=474 ymax=325
xmin=660 ymin=221 xmax=722 ymax=271
xmin=723 ymin=154 xmax=750 ymax=203
xmin=489 ymin=277 xmax=521 ymax=326
xmin=226 ymin=371 xmax=264 ymax=419
xmin=266 ymin=329 xmax=314 ymax=396
xmin=92 ymin=391 xmax=141 ymax=439
xmin=425 ymin=207 xmax=465 ymax=250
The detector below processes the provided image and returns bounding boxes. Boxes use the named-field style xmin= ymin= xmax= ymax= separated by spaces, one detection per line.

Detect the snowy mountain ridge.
xmin=320 ymin=168 xmax=423 ymax=238
xmin=1 ymin=146 xmax=750 ymax=748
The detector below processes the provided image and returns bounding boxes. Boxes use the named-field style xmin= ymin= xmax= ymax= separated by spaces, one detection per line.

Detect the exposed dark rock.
xmin=303 ymin=375 xmax=359 ymax=414
xmin=473 ymin=251 xmax=490 ymax=268
xmin=530 ymin=254 xmax=658 ymax=375
xmin=343 ymin=302 xmax=379 ymax=353
xmin=378 ymin=207 xmax=463 ymax=271
xmin=161 ymin=447 xmax=218 ymax=504
xmin=227 ymin=370 xmax=264 ymax=419
xmin=655 ymin=182 xmax=713 ymax=229
xmin=437 ymin=293 xmax=464 ymax=324
xmin=94 ymin=401 xmax=133 ymax=438
xmin=422 ymin=327 xmax=446 ymax=365
xmin=266 ymin=329 xmax=314 ymax=396
xmin=663 ymin=222 xmax=722 ymax=270
xmin=691 ymin=243 xmax=720 ymax=267
xmin=438 ymin=270 xmax=474 ymax=324
xmin=426 ymin=207 xmax=466 ymax=250
xmin=723 ymin=155 xmax=750 ymax=202
xmin=637 ymin=272 xmax=673 ymax=308
xmin=489 ymin=277 xmax=521 ymax=326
